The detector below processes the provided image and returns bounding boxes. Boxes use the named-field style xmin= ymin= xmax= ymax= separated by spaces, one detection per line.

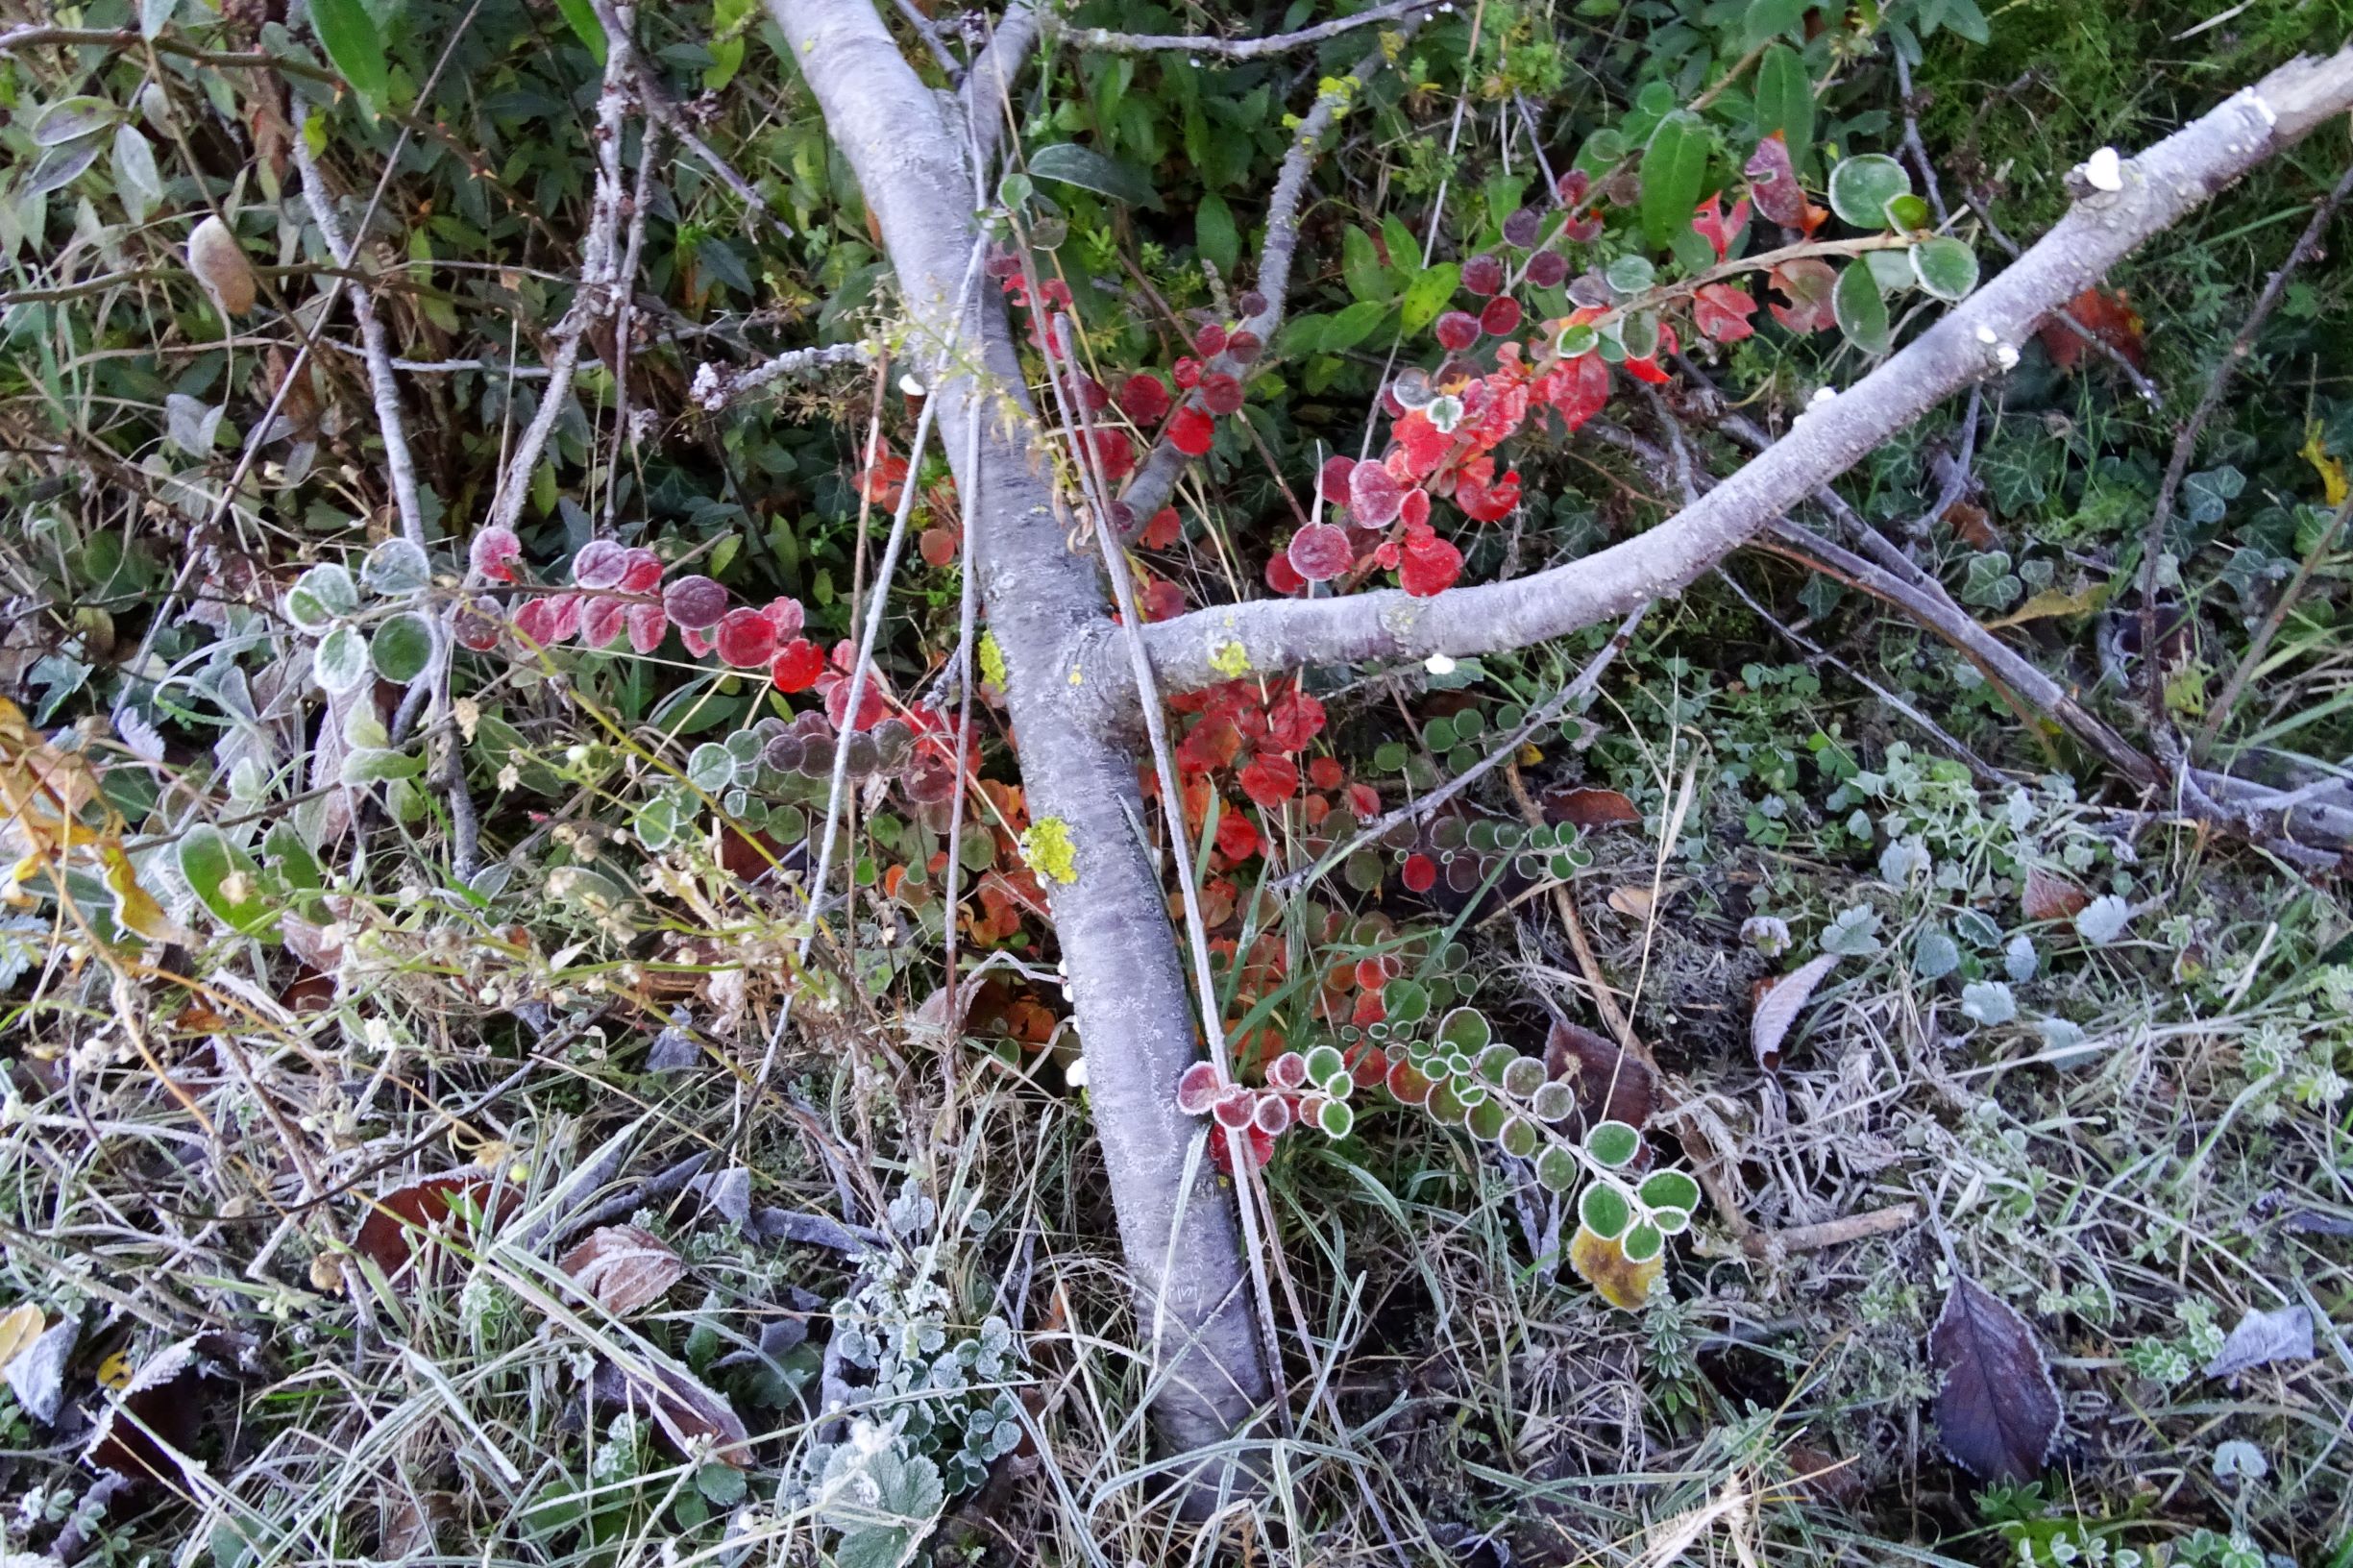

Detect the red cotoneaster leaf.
xmin=617 ymin=548 xmax=663 ymax=592
xmin=1402 ymin=853 xmax=1437 ymax=893
xmin=1175 ymin=1061 xmax=1220 ymax=1115
xmin=1690 ymin=193 xmax=1751 ymax=262
xmin=1142 ymin=507 xmax=1183 ymax=549
xmin=1318 ymin=454 xmax=1358 ymax=503
xmin=572 ymin=539 xmax=628 ymax=589
xmin=625 ymin=600 xmax=667 ymax=654
xmin=1457 ymin=467 xmax=1522 ymax=522
xmin=714 ymin=608 xmax=777 ymax=668
xmin=770 ymin=638 xmax=823 ymax=693
xmin=1170 ymin=405 xmax=1215 ymax=456
xmin=857 ymin=452 xmax=909 ymax=503
xmin=1769 ymin=258 xmax=1839 ymax=334
xmin=1215 ymin=807 xmax=1261 ymax=862
xmin=662 ymin=575 xmax=728 ymax=630
xmin=1930 ymin=1272 xmax=2063 ymax=1482
xmin=1265 ymin=551 xmax=1309 ymax=595
xmin=1694 ymin=283 xmax=1758 ymax=344
xmin=1265 ymin=686 xmax=1326 ymax=752
xmin=580 ymin=597 xmax=629 ymax=649
xmin=1238 ymin=754 xmax=1298 ymax=810
xmin=1743 ymin=133 xmax=1810 ymax=229
xmin=470 ymin=527 xmax=523 ymax=582
xmin=1119 ymin=373 xmax=1171 ymax=422
xmin=1349 ymin=461 xmax=1406 ymax=527
xmin=1547 ymin=352 xmax=1610 ymax=431
xmin=1398 ymin=533 xmax=1462 ymax=597
xmin=1199 ymin=373 xmax=1243 ymax=416
xmin=1287 ymin=524 xmax=1353 ymax=582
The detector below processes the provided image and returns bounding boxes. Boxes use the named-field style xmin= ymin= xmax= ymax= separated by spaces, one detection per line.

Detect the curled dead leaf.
xmin=2022 ymin=866 xmax=2091 ymax=922
xmin=186 ymin=214 xmax=257 ymax=316
xmin=597 ymin=1352 xmax=752 ymax=1466
xmin=0 ymin=1303 xmax=45 ymax=1372
xmin=4 ymin=1316 xmax=76 ymax=1424
xmin=558 ymin=1224 xmax=684 ymax=1315
xmin=1569 ymin=1223 xmax=1662 ymax=1310
xmin=1752 ymin=952 xmax=1841 ymax=1071
xmin=1606 ymin=885 xmax=1654 ymax=919
xmin=1544 ymin=1019 xmax=1655 ymax=1133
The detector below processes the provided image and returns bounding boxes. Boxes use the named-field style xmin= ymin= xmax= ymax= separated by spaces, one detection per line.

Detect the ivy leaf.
xmin=309 ymin=0 xmax=391 ymax=116
xmin=1833 ymin=259 xmax=1891 ymax=355
xmin=1639 ymin=111 xmax=1710 ymax=253
xmin=1930 ymin=1272 xmax=2062 ymax=1482
xmin=1028 ymin=142 xmax=1162 ymax=210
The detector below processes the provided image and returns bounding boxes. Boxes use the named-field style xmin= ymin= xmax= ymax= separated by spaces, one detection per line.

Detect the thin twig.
xmin=1068 ymin=0 xmax=1440 ymax=60
xmin=2136 ymin=155 xmax=2353 ymax=724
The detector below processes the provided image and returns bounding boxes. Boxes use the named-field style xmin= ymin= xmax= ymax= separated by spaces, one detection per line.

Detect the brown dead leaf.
xmin=1606 ymin=885 xmax=1654 ymax=919
xmin=600 ymin=1353 xmax=752 ymax=1466
xmin=1943 ymin=502 xmax=1998 ymax=549
xmin=1544 ymin=1020 xmax=1655 ymax=1133
xmin=1569 ymin=1224 xmax=1662 ymax=1310
xmin=1542 ymin=786 xmax=1641 ymax=829
xmin=2022 ymin=866 xmax=2090 ymax=922
xmin=1752 ymin=952 xmax=1841 ymax=1070
xmin=352 ymin=1170 xmax=518 ymax=1287
xmin=558 ymin=1224 xmax=684 ymax=1316
xmin=1930 ymin=1272 xmax=2062 ymax=1482
xmin=1989 ymin=582 xmax=2107 ymax=628
xmin=84 ymin=1337 xmax=233 ymax=1486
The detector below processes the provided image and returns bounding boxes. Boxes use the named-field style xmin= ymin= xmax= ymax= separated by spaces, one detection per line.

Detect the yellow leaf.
xmin=2304 ymin=421 xmax=2349 ymax=507
xmin=1988 ymin=581 xmax=2108 ymax=628
xmin=0 ymin=1304 xmax=44 ymax=1372
xmin=100 ymin=842 xmax=183 ymax=943
xmin=1570 ymin=1223 xmax=1663 ymax=1310
xmin=97 ymin=1349 xmax=133 ymax=1389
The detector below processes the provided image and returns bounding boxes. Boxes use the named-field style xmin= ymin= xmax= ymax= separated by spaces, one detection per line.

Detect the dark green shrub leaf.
xmin=1029 ymin=143 xmax=1161 ymax=209
xmin=1639 ymin=110 xmax=1709 ymax=253
xmin=1752 ymin=45 xmax=1814 ymax=170
xmin=1585 ymin=1118 xmax=1641 ymax=1168
xmin=177 ymin=824 xmax=276 ymax=937
xmin=1580 ymin=1182 xmax=1632 ymax=1239
xmin=1196 ymin=191 xmax=1238 ymax=278
xmin=1833 ymin=259 xmax=1891 ymax=355
xmin=1637 ymin=1169 xmax=1701 ymax=1213
xmin=1742 ymin=0 xmax=1811 ymax=48
xmin=553 ymin=0 xmax=607 ymax=63
xmin=309 ymin=0 xmax=390 ymax=114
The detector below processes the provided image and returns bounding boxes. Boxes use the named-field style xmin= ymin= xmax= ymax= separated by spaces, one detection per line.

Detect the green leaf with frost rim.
xmin=1833 ymin=259 xmax=1891 ymax=355
xmin=1911 ymin=236 xmax=1980 ymax=301
xmin=1827 ymin=154 xmax=1910 ymax=230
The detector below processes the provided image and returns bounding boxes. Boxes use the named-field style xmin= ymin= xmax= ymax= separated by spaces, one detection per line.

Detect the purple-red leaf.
xmin=1929 ymin=1272 xmax=2062 ymax=1482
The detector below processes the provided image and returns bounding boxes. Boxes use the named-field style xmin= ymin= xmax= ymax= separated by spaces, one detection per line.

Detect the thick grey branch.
xmin=1103 ymin=49 xmax=2353 ymax=698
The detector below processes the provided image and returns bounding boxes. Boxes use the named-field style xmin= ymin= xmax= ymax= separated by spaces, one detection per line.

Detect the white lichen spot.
xmin=2249 ymin=91 xmax=2278 ymax=128
xmin=1995 ymin=341 xmax=2021 ymax=370
xmin=898 ymin=373 xmax=926 ymax=397
xmin=1974 ymin=324 xmax=1998 ymax=345
xmin=2084 ymin=147 xmax=2123 ymax=192
xmin=1424 ymin=652 xmax=1457 ymax=675
xmin=1810 ymin=384 xmax=1837 ymax=407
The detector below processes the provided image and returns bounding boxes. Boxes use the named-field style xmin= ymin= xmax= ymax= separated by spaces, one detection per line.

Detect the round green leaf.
xmin=1826 ymin=154 xmax=1911 ymax=229
xmin=369 ymin=611 xmax=435 ymax=683
xmin=1637 ymin=1169 xmax=1703 ymax=1213
xmin=1475 ymin=1042 xmax=1518 ymax=1086
xmin=1501 ymin=1055 xmax=1547 ymax=1097
xmin=1498 ymin=1115 xmax=1539 ymax=1159
xmin=1316 ymin=1099 xmax=1355 ymax=1139
xmin=1650 ymin=1204 xmax=1693 ymax=1237
xmin=1531 ymin=1079 xmax=1577 ymax=1123
xmin=1305 ymin=1043 xmax=1347 ymax=1086
xmin=1604 ymin=255 xmax=1656 ymax=296
xmin=1620 ymin=1221 xmax=1665 ymax=1263
xmin=634 ymin=795 xmax=683 ymax=849
xmin=1833 ymin=259 xmax=1892 ymax=355
xmin=1580 ymin=1182 xmax=1632 ymax=1240
xmin=1382 ymin=977 xmax=1431 ymax=1024
xmin=1553 ymin=321 xmax=1598 ymax=357
xmin=1911 ymin=236 xmax=1980 ymax=302
xmin=1536 ymin=1144 xmax=1581 ymax=1193
xmin=1435 ymin=1006 xmax=1490 ymax=1055
xmin=1464 ymin=1097 xmax=1507 ymax=1141
xmin=176 ymin=823 xmax=277 ymax=938
xmin=286 ymin=563 xmax=358 ymax=631
xmin=1619 ymin=309 xmax=1662 ymax=361
xmin=688 ymin=742 xmax=736 ymax=793
xmin=311 ymin=625 xmax=370 ymax=694
xmin=362 ymin=537 xmax=432 ymax=597
xmin=1585 ymin=1118 xmax=1642 ymax=1168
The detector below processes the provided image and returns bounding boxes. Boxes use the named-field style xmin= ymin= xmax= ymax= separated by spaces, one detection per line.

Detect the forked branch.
xmin=1094 ymin=49 xmax=2353 ymax=701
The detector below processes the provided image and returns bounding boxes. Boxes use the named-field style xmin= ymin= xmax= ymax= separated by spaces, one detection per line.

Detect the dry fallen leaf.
xmin=84 ymin=1337 xmax=233 ymax=1486
xmin=2022 ymin=866 xmax=2091 ymax=922
xmin=597 ymin=1352 xmax=753 ymax=1466
xmin=1543 ymin=786 xmax=1641 ymax=829
xmin=558 ymin=1224 xmax=684 ymax=1316
xmin=1751 ymin=952 xmax=1841 ymax=1071
xmin=1606 ymin=885 xmax=1654 ymax=919
xmin=1569 ymin=1224 xmax=1662 ymax=1310
xmin=185 ymin=214 xmax=257 ymax=316
xmin=352 ymin=1170 xmax=518 ymax=1287
xmin=0 ymin=1303 xmax=45 ymax=1372
xmin=2204 ymin=1303 xmax=2315 ymax=1380
xmin=1545 ymin=1019 xmax=1655 ymax=1134
xmin=5 ymin=1317 xmax=77 ymax=1424
xmin=1929 ymin=1272 xmax=2062 ymax=1482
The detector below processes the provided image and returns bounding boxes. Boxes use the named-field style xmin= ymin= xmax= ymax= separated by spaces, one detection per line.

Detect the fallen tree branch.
xmin=1068 ymin=0 xmax=1440 ymax=61
xmin=1097 ymin=50 xmax=2353 ymax=700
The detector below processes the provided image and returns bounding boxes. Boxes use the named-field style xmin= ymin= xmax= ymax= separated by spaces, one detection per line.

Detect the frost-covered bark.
xmin=764 ymin=0 xmax=1270 ymax=1470
xmin=1089 ymin=47 xmax=2353 ymax=701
